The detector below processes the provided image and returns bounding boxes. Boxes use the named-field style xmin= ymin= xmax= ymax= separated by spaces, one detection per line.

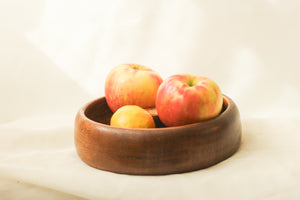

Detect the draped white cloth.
xmin=1 ymin=0 xmax=300 ymax=199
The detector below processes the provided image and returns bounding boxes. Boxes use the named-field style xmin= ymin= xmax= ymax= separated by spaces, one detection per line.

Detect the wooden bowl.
xmin=74 ymin=95 xmax=241 ymax=175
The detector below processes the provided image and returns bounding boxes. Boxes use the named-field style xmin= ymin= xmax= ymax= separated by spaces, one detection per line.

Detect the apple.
xmin=156 ymin=74 xmax=223 ymax=127
xmin=105 ymin=64 xmax=163 ymax=112
xmin=110 ymin=105 xmax=155 ymax=128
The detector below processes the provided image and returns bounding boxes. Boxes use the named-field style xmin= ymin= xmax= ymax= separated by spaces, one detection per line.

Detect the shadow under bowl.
xmin=74 ymin=95 xmax=241 ymax=175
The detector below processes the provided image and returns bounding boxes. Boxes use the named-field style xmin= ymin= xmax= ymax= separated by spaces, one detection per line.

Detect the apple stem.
xmin=186 ymin=77 xmax=197 ymax=87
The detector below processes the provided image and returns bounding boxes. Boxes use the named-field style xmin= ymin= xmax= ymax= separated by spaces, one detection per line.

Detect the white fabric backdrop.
xmin=1 ymin=0 xmax=300 ymax=199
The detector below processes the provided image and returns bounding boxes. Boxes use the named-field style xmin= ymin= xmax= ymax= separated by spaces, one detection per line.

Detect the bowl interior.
xmin=84 ymin=97 xmax=228 ymax=128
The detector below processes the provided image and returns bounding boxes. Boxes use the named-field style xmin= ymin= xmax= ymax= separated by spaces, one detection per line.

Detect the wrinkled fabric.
xmin=0 ymin=0 xmax=300 ymax=199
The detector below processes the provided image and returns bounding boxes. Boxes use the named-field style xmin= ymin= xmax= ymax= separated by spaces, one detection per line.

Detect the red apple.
xmin=105 ymin=64 xmax=163 ymax=112
xmin=156 ymin=74 xmax=223 ymax=127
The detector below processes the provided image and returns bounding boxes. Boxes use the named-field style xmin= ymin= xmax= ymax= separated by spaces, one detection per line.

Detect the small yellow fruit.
xmin=110 ymin=105 xmax=156 ymax=128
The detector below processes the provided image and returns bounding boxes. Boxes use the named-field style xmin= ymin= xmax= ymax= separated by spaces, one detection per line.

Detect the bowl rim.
xmin=79 ymin=94 xmax=233 ymax=132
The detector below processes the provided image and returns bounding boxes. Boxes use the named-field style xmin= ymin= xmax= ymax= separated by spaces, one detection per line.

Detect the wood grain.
xmin=74 ymin=95 xmax=241 ymax=175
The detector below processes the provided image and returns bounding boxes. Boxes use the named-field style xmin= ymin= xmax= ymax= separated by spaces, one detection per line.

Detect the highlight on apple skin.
xmin=155 ymin=74 xmax=223 ymax=127
xmin=105 ymin=64 xmax=163 ymax=113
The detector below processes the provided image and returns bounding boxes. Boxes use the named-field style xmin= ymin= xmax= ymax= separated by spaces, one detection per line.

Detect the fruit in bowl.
xmin=110 ymin=105 xmax=155 ymax=128
xmin=75 ymin=65 xmax=242 ymax=175
xmin=156 ymin=74 xmax=223 ymax=127
xmin=105 ymin=64 xmax=163 ymax=113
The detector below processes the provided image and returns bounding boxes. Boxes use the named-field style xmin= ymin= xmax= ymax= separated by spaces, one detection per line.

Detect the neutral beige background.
xmin=0 ymin=0 xmax=300 ymax=199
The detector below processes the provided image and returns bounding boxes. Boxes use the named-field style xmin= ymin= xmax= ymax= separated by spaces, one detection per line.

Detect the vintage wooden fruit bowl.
xmin=74 ymin=95 xmax=241 ymax=175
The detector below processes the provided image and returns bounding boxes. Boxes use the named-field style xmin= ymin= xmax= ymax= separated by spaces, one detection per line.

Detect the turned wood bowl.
xmin=74 ymin=95 xmax=241 ymax=175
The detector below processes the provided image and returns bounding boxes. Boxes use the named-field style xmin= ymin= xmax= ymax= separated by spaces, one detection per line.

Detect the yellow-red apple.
xmin=105 ymin=64 xmax=163 ymax=112
xmin=156 ymin=74 xmax=223 ymax=127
